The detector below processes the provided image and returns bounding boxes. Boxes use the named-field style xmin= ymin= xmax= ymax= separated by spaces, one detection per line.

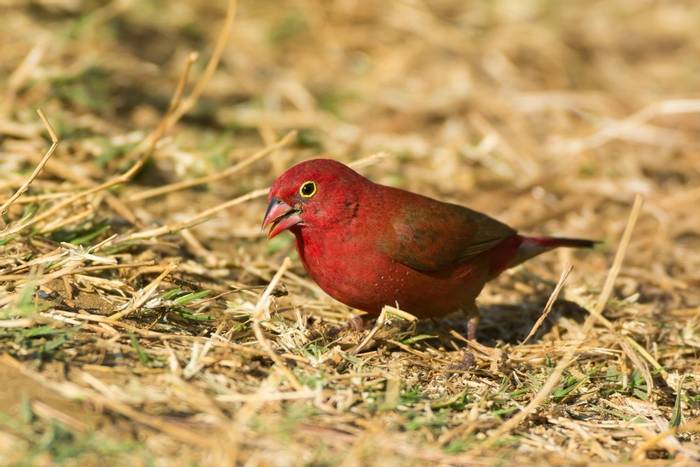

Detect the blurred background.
xmin=3 ymin=1 xmax=699 ymax=280
xmin=1 ymin=0 xmax=699 ymax=464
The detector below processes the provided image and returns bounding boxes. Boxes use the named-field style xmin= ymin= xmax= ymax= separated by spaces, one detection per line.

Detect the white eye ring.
xmin=299 ymin=181 xmax=317 ymax=198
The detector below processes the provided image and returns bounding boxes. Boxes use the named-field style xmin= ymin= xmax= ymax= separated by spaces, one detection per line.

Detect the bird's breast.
xmin=294 ymin=226 xmax=391 ymax=310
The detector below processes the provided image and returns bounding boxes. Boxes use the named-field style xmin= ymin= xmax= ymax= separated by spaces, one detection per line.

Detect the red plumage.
xmin=263 ymin=159 xmax=597 ymax=339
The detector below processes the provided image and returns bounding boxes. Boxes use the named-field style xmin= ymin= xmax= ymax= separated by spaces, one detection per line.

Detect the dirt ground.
xmin=1 ymin=0 xmax=699 ymax=465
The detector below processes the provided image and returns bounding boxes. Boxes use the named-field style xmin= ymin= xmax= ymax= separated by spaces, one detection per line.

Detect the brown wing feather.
xmin=377 ymin=191 xmax=516 ymax=272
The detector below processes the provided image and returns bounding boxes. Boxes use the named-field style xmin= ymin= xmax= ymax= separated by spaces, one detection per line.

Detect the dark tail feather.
xmin=528 ymin=236 xmax=600 ymax=249
xmin=509 ymin=235 xmax=599 ymax=269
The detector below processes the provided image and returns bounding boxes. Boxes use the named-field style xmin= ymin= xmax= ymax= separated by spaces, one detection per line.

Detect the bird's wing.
xmin=377 ymin=195 xmax=516 ymax=272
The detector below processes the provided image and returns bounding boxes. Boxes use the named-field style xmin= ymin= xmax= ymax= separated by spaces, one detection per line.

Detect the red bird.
xmin=262 ymin=159 xmax=596 ymax=340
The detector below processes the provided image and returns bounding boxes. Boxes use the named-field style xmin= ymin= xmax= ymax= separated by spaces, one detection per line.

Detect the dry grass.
xmin=1 ymin=0 xmax=700 ymax=465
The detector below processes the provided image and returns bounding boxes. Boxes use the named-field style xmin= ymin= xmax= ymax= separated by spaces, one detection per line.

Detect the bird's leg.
xmin=467 ymin=316 xmax=480 ymax=341
xmin=461 ymin=303 xmax=503 ymax=367
xmin=462 ymin=302 xmax=481 ymax=341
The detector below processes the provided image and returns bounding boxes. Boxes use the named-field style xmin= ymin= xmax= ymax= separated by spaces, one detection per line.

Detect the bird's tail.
xmin=508 ymin=235 xmax=599 ymax=269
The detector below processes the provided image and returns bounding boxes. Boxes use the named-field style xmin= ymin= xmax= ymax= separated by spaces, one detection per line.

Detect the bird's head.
xmin=262 ymin=159 xmax=365 ymax=238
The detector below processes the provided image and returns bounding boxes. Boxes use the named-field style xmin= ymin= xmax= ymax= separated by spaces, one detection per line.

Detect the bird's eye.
xmin=299 ymin=181 xmax=317 ymax=198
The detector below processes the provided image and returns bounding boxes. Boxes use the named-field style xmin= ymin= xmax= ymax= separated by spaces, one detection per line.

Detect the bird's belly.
xmin=295 ymin=233 xmax=488 ymax=318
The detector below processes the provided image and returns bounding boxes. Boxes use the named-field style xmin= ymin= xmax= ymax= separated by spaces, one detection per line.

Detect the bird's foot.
xmin=347 ymin=315 xmax=365 ymax=332
xmin=458 ymin=306 xmax=503 ymax=367
xmin=470 ymin=340 xmax=503 ymax=365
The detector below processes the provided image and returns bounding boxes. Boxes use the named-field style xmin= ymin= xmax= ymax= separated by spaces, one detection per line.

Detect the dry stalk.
xmin=351 ymin=308 xmax=388 ymax=355
xmin=165 ymin=0 xmax=237 ymax=127
xmin=520 ymin=264 xmax=572 ymax=345
xmin=116 ymin=187 xmax=268 ymax=242
xmin=2 ymin=40 xmax=46 ymax=114
xmin=127 ymin=130 xmax=296 ymax=202
xmin=0 ymin=0 xmax=238 ymax=241
xmin=108 ymin=262 xmax=178 ymax=321
xmin=633 ymin=415 xmax=700 ymax=460
xmin=0 ymin=109 xmax=58 ymax=220
xmin=250 ymin=256 xmax=304 ymax=391
xmin=1 ymin=355 xmax=220 ymax=448
xmin=483 ymin=194 xmax=644 ymax=446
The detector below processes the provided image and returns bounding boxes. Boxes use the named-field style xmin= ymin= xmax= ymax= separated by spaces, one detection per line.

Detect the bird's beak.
xmin=262 ymin=197 xmax=302 ymax=239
